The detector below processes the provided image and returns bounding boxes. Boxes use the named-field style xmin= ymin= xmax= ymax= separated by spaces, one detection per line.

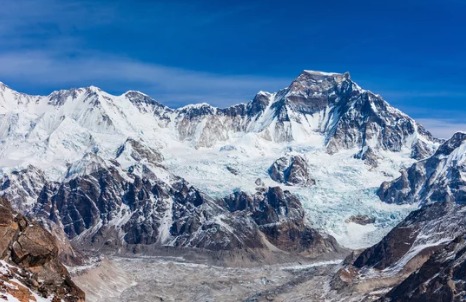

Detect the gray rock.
xmin=378 ymin=132 xmax=466 ymax=205
xmin=269 ymin=155 xmax=315 ymax=187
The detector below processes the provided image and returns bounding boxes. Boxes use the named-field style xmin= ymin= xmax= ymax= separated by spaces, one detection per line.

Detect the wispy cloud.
xmin=417 ymin=118 xmax=466 ymax=139
xmin=0 ymin=0 xmax=290 ymax=107
xmin=0 ymin=51 xmax=289 ymax=107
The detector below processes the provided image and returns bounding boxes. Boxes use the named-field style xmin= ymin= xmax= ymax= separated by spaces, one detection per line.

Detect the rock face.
xmin=381 ymin=235 xmax=466 ymax=302
xmin=345 ymin=214 xmax=375 ymax=225
xmin=378 ymin=132 xmax=466 ymax=205
xmin=353 ymin=146 xmax=380 ymax=167
xmin=223 ymin=187 xmax=339 ymax=255
xmin=0 ymin=197 xmax=85 ymax=302
xmin=268 ymin=155 xmax=315 ymax=187
xmin=332 ymin=134 xmax=466 ymax=300
xmin=354 ymin=202 xmax=466 ymax=271
xmin=0 ymin=158 xmax=339 ymax=257
xmin=337 ymin=201 xmax=466 ymax=301
xmin=32 ymin=163 xmax=262 ymax=251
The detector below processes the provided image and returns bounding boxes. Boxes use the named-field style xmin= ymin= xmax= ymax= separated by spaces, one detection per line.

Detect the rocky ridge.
xmin=2 ymin=154 xmax=340 ymax=259
xmin=333 ymin=133 xmax=466 ymax=301
xmin=0 ymin=197 xmax=85 ymax=302
xmin=378 ymin=131 xmax=466 ymax=205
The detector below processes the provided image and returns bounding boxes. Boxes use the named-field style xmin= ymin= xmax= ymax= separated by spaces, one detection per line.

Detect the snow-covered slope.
xmin=378 ymin=132 xmax=466 ymax=205
xmin=336 ymin=201 xmax=466 ymax=301
xmin=0 ymin=71 xmax=442 ymax=249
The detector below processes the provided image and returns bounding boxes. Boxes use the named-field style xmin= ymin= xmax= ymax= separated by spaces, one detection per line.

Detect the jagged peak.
xmin=48 ymin=86 xmax=102 ymax=98
xmin=256 ymin=90 xmax=273 ymax=96
xmin=433 ymin=131 xmax=466 ymax=156
xmin=123 ymin=90 xmax=149 ymax=97
xmin=0 ymin=81 xmax=27 ymax=96
xmin=123 ymin=90 xmax=167 ymax=108
xmin=178 ymin=102 xmax=216 ymax=111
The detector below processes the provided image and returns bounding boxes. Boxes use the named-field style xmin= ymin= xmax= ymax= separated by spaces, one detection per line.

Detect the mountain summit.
xmin=0 ymin=71 xmax=439 ymax=176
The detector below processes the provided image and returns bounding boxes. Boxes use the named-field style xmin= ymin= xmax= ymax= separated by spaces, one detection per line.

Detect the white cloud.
xmin=0 ymin=51 xmax=289 ymax=107
xmin=417 ymin=118 xmax=466 ymax=139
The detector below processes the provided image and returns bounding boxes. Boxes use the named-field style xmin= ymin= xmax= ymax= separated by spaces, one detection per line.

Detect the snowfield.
xmin=163 ymin=134 xmax=418 ymax=249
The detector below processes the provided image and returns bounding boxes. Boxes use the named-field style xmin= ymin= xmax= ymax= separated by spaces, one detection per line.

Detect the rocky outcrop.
xmin=268 ymin=155 xmax=315 ymax=187
xmin=354 ymin=202 xmax=464 ymax=271
xmin=0 ymin=165 xmax=48 ymax=212
xmin=353 ymin=146 xmax=380 ymax=167
xmin=116 ymin=138 xmax=164 ymax=164
xmin=223 ymin=187 xmax=339 ymax=255
xmin=0 ymin=197 xmax=85 ymax=302
xmin=345 ymin=214 xmax=375 ymax=225
xmin=330 ymin=201 xmax=466 ymax=301
xmin=33 ymin=164 xmax=259 ymax=251
xmin=378 ymin=132 xmax=466 ymax=205
xmin=380 ymin=235 xmax=466 ymax=302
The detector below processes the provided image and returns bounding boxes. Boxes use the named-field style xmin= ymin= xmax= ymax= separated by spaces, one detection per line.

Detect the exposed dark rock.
xmin=354 ymin=202 xmax=458 ymax=270
xmin=223 ymin=187 xmax=340 ymax=255
xmin=7 ymin=160 xmax=336 ymax=258
xmin=353 ymin=146 xmax=379 ymax=167
xmin=380 ymin=235 xmax=466 ymax=302
xmin=226 ymin=166 xmax=239 ymax=175
xmin=345 ymin=215 xmax=375 ymax=225
xmin=255 ymin=178 xmax=265 ymax=186
xmin=116 ymin=137 xmax=164 ymax=164
xmin=378 ymin=132 xmax=466 ymax=205
xmin=269 ymin=155 xmax=315 ymax=187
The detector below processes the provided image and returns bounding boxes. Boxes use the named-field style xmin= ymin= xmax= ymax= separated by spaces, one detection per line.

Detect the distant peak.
xmin=300 ymin=70 xmax=351 ymax=80
xmin=178 ymin=102 xmax=214 ymax=110
xmin=434 ymin=131 xmax=466 ymax=156
xmin=0 ymin=81 xmax=12 ymax=91
xmin=124 ymin=90 xmax=149 ymax=97
xmin=257 ymin=90 xmax=272 ymax=96
xmin=88 ymin=85 xmax=102 ymax=92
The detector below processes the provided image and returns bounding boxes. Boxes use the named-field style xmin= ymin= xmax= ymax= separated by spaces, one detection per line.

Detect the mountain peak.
xmin=434 ymin=131 xmax=466 ymax=156
xmin=178 ymin=102 xmax=215 ymax=110
xmin=299 ymin=70 xmax=351 ymax=81
xmin=0 ymin=81 xmax=17 ymax=93
xmin=302 ymin=70 xmax=343 ymax=76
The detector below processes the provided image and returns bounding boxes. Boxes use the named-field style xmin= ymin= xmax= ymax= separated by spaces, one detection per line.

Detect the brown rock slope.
xmin=0 ymin=197 xmax=85 ymax=302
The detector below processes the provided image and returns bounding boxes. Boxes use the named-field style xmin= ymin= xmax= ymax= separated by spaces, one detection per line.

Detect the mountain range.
xmin=0 ymin=70 xmax=464 ymax=301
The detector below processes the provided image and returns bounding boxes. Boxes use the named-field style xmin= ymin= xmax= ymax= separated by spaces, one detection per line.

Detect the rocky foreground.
xmin=0 ymin=197 xmax=84 ymax=302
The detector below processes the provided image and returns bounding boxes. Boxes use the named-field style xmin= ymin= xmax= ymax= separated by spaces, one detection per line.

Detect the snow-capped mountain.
xmin=333 ymin=133 xmax=466 ymax=300
xmin=336 ymin=201 xmax=466 ymax=301
xmin=0 ymin=71 xmax=439 ymax=178
xmin=378 ymin=132 xmax=466 ymax=205
xmin=0 ymin=71 xmax=442 ymax=252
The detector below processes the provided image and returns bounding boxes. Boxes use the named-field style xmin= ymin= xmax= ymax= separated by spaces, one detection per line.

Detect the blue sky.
xmin=1 ymin=0 xmax=465 ymax=137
